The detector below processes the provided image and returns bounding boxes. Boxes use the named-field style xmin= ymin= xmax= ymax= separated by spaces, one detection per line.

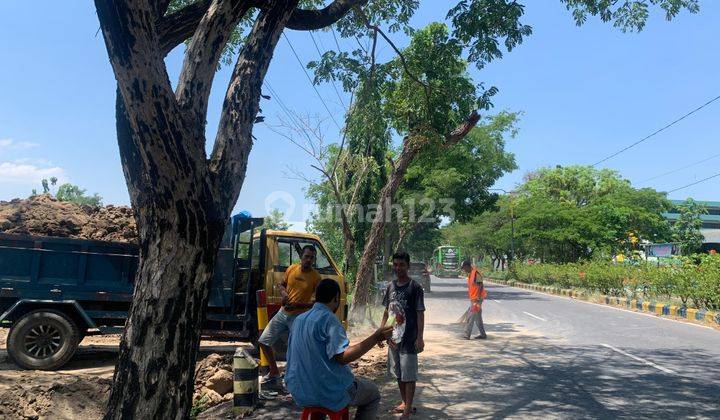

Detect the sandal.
xmin=394 ymin=406 xmax=417 ymax=414
xmin=260 ymin=373 xmax=282 ymax=384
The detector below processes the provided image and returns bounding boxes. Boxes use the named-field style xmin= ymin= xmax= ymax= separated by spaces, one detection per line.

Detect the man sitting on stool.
xmin=285 ymin=279 xmax=392 ymax=419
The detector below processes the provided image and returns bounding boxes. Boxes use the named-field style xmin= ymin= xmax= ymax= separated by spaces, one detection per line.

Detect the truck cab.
xmin=258 ymin=230 xmax=347 ymax=326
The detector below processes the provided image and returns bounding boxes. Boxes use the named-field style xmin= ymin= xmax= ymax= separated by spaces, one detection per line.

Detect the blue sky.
xmin=1 ymin=2 xmax=719 ymax=229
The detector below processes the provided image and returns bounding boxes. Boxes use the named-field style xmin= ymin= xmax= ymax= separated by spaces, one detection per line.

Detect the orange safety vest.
xmin=467 ymin=267 xmax=488 ymax=301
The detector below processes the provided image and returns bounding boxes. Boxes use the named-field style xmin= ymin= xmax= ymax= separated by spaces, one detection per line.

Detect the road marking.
xmin=522 ymin=311 xmax=547 ymax=321
xmin=600 ymin=343 xmax=677 ymax=374
xmin=491 ymin=299 xmax=501 ymax=303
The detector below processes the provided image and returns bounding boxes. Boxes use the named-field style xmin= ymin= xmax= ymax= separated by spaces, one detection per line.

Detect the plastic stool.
xmin=300 ymin=406 xmax=350 ymax=420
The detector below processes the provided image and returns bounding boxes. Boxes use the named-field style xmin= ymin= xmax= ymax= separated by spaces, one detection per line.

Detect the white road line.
xmin=601 ymin=343 xmax=677 ymax=374
xmin=522 ymin=311 xmax=547 ymax=322
xmin=491 ymin=299 xmax=501 ymax=303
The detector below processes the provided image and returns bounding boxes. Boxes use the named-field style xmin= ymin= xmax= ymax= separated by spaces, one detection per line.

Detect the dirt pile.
xmin=0 ymin=351 xmax=239 ymax=420
xmin=0 ymin=195 xmax=137 ymax=243
xmin=0 ymin=375 xmax=112 ymax=420
xmin=193 ymin=353 xmax=235 ymax=408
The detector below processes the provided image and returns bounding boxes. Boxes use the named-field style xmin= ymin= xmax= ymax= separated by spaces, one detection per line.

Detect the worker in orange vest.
xmin=462 ymin=260 xmax=487 ymax=339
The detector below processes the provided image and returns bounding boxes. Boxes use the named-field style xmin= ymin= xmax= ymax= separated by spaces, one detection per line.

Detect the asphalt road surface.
xmin=409 ymin=275 xmax=720 ymax=419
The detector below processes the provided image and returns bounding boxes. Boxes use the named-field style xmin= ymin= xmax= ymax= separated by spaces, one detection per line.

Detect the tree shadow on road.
xmin=429 ymin=282 xmax=541 ymax=303
xmin=415 ymin=332 xmax=720 ymax=419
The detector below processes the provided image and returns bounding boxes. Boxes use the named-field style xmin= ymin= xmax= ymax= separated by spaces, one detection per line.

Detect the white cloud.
xmin=0 ymin=138 xmax=40 ymax=150
xmin=0 ymin=162 xmax=67 ymax=185
xmin=13 ymin=157 xmax=53 ymax=166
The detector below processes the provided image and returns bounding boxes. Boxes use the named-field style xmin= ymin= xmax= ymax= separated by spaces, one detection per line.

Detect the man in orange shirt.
xmin=259 ymin=244 xmax=321 ymax=383
xmin=462 ymin=260 xmax=487 ymax=339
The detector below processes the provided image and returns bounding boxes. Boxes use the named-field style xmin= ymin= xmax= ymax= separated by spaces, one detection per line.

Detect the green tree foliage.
xmin=402 ymin=221 xmax=443 ymax=263
xmin=401 ymin=112 xmax=518 ymax=223
xmin=672 ymin=198 xmax=706 ymax=255
xmin=443 ymin=195 xmax=517 ymax=268
xmin=516 ymin=166 xmax=672 ymax=261
xmin=261 ymin=208 xmax=291 ymax=231
xmin=55 ymin=184 xmax=103 ymax=206
xmin=561 ymin=0 xmax=699 ymax=31
xmin=306 ymin=22 xmax=518 ymax=276
xmin=446 ymin=166 xmax=672 ymax=264
xmin=31 ymin=178 xmax=103 ymax=206
xmin=306 ymin=110 xmax=518 ymax=272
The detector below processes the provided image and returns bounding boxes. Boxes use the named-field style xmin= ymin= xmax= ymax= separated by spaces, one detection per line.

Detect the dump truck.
xmin=0 ymin=213 xmax=347 ymax=370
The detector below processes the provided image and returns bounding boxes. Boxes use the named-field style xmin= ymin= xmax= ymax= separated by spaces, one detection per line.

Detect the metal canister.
xmin=256 ymin=289 xmax=270 ymax=372
xmin=233 ymin=347 xmax=259 ymax=415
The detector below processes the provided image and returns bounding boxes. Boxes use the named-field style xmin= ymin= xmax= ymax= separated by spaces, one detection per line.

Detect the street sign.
xmin=647 ymin=243 xmax=675 ymax=257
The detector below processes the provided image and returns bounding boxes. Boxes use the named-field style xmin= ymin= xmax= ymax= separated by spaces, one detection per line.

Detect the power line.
xmin=638 ymin=152 xmax=720 ymax=184
xmin=667 ymin=172 xmax=720 ymax=194
xmin=330 ymin=27 xmax=343 ymax=52
xmin=592 ymin=94 xmax=720 ymax=167
xmin=263 ymin=80 xmax=300 ymax=126
xmin=309 ymin=31 xmax=347 ymax=110
xmin=282 ymin=32 xmax=342 ymax=130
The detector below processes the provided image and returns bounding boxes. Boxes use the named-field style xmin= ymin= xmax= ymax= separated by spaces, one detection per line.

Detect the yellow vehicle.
xmin=251 ymin=229 xmax=348 ymax=327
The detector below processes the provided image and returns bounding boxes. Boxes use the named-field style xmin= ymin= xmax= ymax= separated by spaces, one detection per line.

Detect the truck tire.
xmin=7 ymin=310 xmax=80 ymax=370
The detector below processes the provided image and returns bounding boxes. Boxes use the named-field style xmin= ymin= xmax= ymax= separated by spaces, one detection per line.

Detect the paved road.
xmin=407 ymin=275 xmax=720 ymax=419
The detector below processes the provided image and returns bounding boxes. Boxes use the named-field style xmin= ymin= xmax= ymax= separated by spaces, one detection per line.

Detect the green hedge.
xmin=505 ymin=254 xmax=720 ymax=311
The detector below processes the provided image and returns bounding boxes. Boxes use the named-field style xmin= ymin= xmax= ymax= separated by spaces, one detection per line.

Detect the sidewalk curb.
xmin=485 ymin=278 xmax=720 ymax=327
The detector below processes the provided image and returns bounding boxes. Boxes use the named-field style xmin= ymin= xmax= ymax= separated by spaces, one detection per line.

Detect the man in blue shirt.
xmin=286 ymin=279 xmax=392 ymax=419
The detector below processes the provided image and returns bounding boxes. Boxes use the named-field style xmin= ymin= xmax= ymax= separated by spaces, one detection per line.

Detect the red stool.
xmin=300 ymin=406 xmax=349 ymax=420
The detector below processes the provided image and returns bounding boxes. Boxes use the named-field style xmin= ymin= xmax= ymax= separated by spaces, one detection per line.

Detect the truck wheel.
xmin=7 ymin=310 xmax=80 ymax=370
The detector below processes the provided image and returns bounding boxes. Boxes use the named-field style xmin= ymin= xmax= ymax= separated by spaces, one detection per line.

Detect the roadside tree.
xmin=673 ymin=198 xmax=707 ymax=255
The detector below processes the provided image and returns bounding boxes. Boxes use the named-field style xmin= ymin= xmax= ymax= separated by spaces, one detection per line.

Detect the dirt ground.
xmin=0 ymin=328 xmax=396 ymax=420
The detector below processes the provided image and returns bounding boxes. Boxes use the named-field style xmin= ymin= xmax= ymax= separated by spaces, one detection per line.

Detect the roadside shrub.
xmin=509 ymin=254 xmax=720 ymax=310
xmin=695 ymin=254 xmax=720 ymax=310
xmin=584 ymin=262 xmax=625 ymax=295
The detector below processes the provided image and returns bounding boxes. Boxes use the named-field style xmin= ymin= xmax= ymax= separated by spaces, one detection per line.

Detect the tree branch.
xmin=209 ymin=0 xmax=300 ymax=210
xmin=353 ymin=6 xmax=432 ymax=112
xmin=95 ymin=0 xmax=198 ymax=188
xmin=176 ymin=0 xmax=252 ymax=127
xmin=285 ymin=0 xmax=368 ymax=30
xmin=158 ymin=0 xmax=212 ymax=55
xmin=445 ymin=110 xmax=481 ymax=145
xmin=348 ymin=157 xmax=369 ymax=207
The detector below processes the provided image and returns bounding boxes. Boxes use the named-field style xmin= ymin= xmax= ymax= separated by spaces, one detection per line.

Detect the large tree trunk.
xmin=105 ymin=200 xmax=226 ymax=418
xmin=95 ymin=1 xmax=303 ymax=418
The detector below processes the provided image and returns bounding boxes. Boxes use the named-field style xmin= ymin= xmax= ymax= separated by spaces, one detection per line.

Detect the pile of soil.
xmin=0 ymin=375 xmax=112 ymax=420
xmin=0 ymin=352 xmax=237 ymax=420
xmin=193 ymin=353 xmax=235 ymax=408
xmin=0 ymin=195 xmax=137 ymax=243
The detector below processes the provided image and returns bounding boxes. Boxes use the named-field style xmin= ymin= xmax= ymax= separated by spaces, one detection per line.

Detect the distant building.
xmin=663 ymin=200 xmax=720 ymax=252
